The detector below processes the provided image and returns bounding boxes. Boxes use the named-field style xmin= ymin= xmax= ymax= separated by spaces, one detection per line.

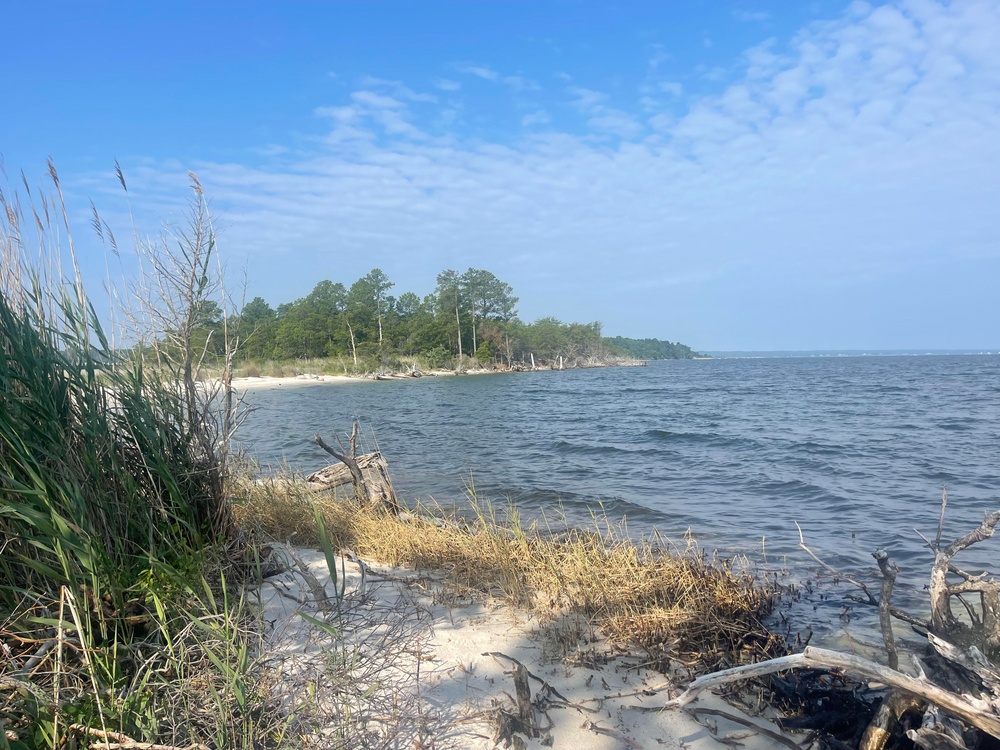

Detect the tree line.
xmin=605 ymin=336 xmax=700 ymax=360
xmin=188 ymin=267 xmax=697 ymax=371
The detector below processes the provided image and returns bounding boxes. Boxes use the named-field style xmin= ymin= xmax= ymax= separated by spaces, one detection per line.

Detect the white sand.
xmin=229 ymin=374 xmax=366 ymax=391
xmin=228 ymin=370 xmax=492 ymax=391
xmin=258 ymin=546 xmax=798 ymax=749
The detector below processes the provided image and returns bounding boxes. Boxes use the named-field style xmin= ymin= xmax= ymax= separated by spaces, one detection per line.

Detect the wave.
xmin=643 ymin=428 xmax=752 ymax=450
xmin=938 ymin=419 xmax=977 ymax=431
xmin=552 ymin=439 xmax=666 ymax=457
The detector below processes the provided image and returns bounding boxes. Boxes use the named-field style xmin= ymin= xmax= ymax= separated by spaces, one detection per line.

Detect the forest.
xmin=191 ymin=267 xmax=698 ymax=372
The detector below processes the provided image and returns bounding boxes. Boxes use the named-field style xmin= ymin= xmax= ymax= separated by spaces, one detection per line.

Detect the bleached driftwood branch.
xmin=658 ymin=646 xmax=1000 ymax=739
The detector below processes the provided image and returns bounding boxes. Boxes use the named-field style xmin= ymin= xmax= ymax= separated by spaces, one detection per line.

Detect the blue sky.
xmin=3 ymin=0 xmax=999 ymax=351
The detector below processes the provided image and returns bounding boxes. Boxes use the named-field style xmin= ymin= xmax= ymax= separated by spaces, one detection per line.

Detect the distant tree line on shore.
xmin=605 ymin=336 xmax=700 ymax=360
xmin=186 ymin=268 xmax=697 ymax=372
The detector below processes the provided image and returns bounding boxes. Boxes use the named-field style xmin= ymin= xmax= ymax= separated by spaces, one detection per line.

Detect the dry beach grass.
xmin=231 ymin=468 xmax=792 ymax=749
xmin=233 ymin=471 xmax=784 ymax=674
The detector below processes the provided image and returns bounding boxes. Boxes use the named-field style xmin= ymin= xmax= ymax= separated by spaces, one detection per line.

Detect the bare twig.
xmin=797 ymin=522 xmax=932 ymax=631
xmin=873 ymin=549 xmax=899 ymax=670
xmin=69 ymin=723 xmax=210 ymax=750
xmin=795 ymin=522 xmax=877 ymax=605
xmin=689 ymin=707 xmax=805 ymax=750
xmin=315 ymin=422 xmax=370 ymax=505
xmin=935 ymin=487 xmax=948 ymax=548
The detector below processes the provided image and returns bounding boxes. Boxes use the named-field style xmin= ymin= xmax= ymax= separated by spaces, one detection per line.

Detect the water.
xmin=238 ymin=354 xmax=999 ymax=639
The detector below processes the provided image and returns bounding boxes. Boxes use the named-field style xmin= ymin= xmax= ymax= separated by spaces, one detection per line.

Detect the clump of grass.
xmin=0 ymin=165 xmax=283 ymax=749
xmin=232 ymin=473 xmax=783 ymax=671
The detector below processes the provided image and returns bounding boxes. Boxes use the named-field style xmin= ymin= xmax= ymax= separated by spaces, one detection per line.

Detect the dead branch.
xmin=873 ymin=548 xmax=899 ymax=670
xmin=796 ymin=522 xmax=877 ymax=605
xmin=68 ymin=723 xmax=209 ymax=750
xmin=314 ymin=421 xmax=370 ymax=505
xmin=907 ymin=705 xmax=969 ymax=750
xmin=859 ymin=690 xmax=925 ymax=750
xmin=796 ymin=523 xmax=930 ymax=631
xmin=656 ymin=646 xmax=1000 ymax=739
xmin=927 ymin=634 xmax=1000 ymax=695
xmin=920 ymin=491 xmax=1000 ymax=647
xmin=689 ymin=706 xmax=805 ymax=750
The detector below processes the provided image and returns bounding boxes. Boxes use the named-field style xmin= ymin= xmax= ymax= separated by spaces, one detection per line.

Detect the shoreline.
xmin=227 ymin=368 xmax=488 ymax=390
xmin=224 ymin=359 xmax=649 ymax=391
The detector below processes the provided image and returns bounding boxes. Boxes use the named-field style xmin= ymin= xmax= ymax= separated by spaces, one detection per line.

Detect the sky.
xmin=3 ymin=0 xmax=999 ymax=351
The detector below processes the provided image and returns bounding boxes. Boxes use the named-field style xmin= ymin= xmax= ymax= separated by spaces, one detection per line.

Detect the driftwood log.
xmin=313 ymin=420 xmax=401 ymax=513
xmin=663 ymin=494 xmax=1000 ymax=749
xmin=658 ymin=646 xmax=1000 ymax=738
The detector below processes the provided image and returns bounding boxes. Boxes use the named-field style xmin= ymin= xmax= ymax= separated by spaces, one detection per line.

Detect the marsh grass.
xmin=0 ymin=166 xmax=285 ymax=749
xmin=232 ymin=471 xmax=784 ymax=672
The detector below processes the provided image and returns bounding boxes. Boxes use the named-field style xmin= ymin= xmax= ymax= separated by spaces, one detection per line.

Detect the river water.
xmin=238 ymin=354 xmax=999 ymax=643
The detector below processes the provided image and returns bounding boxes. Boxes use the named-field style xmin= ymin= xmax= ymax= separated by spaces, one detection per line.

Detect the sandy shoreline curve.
xmin=262 ymin=546 xmax=794 ymax=750
xmin=227 ymin=369 xmax=507 ymax=391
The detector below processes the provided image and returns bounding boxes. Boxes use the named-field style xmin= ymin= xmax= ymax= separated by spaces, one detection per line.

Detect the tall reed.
xmin=0 ymin=165 xmax=263 ymax=748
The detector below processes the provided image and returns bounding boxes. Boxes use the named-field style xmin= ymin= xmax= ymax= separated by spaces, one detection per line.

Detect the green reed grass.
xmin=0 ymin=166 xmax=284 ymax=749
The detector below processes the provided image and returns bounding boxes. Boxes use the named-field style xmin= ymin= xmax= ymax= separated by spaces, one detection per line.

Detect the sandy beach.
xmin=259 ymin=546 xmax=796 ymax=749
xmin=231 ymin=374 xmax=367 ymax=391
xmin=229 ymin=370 xmax=496 ymax=391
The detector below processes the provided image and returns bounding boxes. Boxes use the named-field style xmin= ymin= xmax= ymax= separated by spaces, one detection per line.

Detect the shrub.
xmin=420 ymin=345 xmax=453 ymax=370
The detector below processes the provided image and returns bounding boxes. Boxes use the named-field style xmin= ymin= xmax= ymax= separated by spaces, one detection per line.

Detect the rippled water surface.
xmin=239 ymin=355 xmax=999 ymax=624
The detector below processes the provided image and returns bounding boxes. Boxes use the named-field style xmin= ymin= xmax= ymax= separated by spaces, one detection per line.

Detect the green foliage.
xmin=474 ymin=340 xmax=493 ymax=363
xmin=607 ymin=336 xmax=700 ymax=360
xmin=0 ymin=281 xmax=224 ymax=602
xmin=0 ymin=168 xmax=282 ymax=749
xmin=419 ymin=345 xmax=454 ymax=370
xmin=211 ymin=265 xmax=698 ymax=371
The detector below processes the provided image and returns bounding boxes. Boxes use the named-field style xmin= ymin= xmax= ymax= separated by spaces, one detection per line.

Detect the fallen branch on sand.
xmin=654 ymin=645 xmax=1000 ymax=738
xmin=659 ymin=492 xmax=1000 ymax=750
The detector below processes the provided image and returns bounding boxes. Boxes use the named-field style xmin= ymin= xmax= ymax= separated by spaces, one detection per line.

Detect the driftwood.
xmin=676 ymin=497 xmax=1000 ymax=749
xmin=658 ymin=646 xmax=1000 ymax=739
xmin=306 ymin=452 xmax=392 ymax=491
xmin=313 ymin=420 xmax=401 ymax=513
xmin=921 ymin=493 xmax=1000 ymax=652
xmin=859 ymin=690 xmax=924 ymax=750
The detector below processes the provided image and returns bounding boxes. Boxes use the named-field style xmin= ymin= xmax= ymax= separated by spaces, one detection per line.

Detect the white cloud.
xmin=316 ymin=90 xmax=427 ymax=140
xmin=646 ymin=46 xmax=670 ymax=74
xmin=734 ymin=10 xmax=770 ymax=23
xmin=93 ymin=0 xmax=1000 ymax=347
xmin=350 ymin=91 xmax=403 ymax=109
xmin=568 ymin=87 xmax=643 ymax=138
xmin=503 ymin=75 xmax=539 ymax=92
xmin=456 ymin=62 xmax=539 ymax=91
xmin=522 ymin=110 xmax=551 ymax=127
xmin=433 ymin=77 xmax=461 ymax=91
xmin=455 ymin=63 xmax=500 ymax=81
xmin=699 ymin=65 xmax=727 ymax=81
xmin=567 ymin=86 xmax=607 ymax=111
xmin=358 ymin=77 xmax=437 ymax=103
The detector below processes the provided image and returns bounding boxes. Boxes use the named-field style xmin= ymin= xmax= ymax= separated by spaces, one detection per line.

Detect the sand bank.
xmin=259 ymin=546 xmax=794 ymax=749
xmin=228 ymin=369 xmax=510 ymax=391
xmin=229 ymin=374 xmax=366 ymax=391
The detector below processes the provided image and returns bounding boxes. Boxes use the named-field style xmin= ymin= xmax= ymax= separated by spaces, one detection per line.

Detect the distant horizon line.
xmin=698 ymin=348 xmax=997 ymax=357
